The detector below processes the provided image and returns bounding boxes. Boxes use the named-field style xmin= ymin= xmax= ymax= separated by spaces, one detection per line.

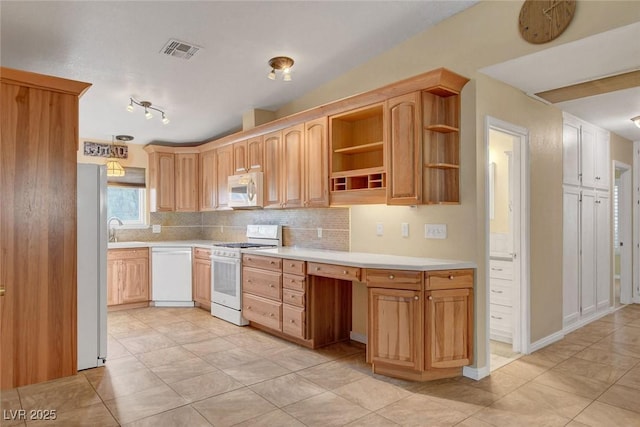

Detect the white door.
xmin=580 ymin=125 xmax=597 ymax=189
xmin=594 ymin=130 xmax=610 ymax=190
xmin=580 ymin=190 xmax=597 ymax=317
xmin=562 ymin=186 xmax=581 ymax=327
xmin=562 ymin=117 xmax=581 ymax=187
xmin=596 ymin=191 xmax=611 ymax=311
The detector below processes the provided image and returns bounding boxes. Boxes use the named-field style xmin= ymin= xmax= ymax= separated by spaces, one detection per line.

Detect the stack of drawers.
xmin=242 ymin=254 xmax=308 ymax=340
xmin=282 ymin=260 xmax=307 ymax=339
xmin=489 ymin=258 xmax=513 ymax=343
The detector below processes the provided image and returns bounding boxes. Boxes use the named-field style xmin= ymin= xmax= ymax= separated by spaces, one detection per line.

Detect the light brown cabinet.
xmin=367 ymin=268 xmax=473 ymax=381
xmin=146 ymin=146 xmax=199 ymax=212
xmin=282 ymin=260 xmax=307 ymax=339
xmin=233 ymin=136 xmax=263 ymax=174
xmin=282 ymin=124 xmax=305 ymax=208
xmin=216 ymin=145 xmax=233 ymax=209
xmin=263 ymin=130 xmax=283 ymax=208
xmin=242 ymin=254 xmax=283 ymax=331
xmin=175 ymin=152 xmax=199 ymax=211
xmin=387 ymin=92 xmax=422 ymax=205
xmin=192 ymin=248 xmax=211 ymax=310
xmin=199 ymin=149 xmax=217 ymax=211
xmin=304 ymin=117 xmax=330 ymax=207
xmin=107 ymin=248 xmax=150 ymax=307
xmin=147 ymin=151 xmax=176 ymax=212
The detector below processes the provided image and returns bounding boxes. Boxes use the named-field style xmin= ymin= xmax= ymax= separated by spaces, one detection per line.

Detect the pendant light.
xmin=106 ymin=135 xmax=127 ymax=177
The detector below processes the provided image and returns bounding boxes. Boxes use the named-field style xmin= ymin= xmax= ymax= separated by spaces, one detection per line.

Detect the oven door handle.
xmin=210 ymin=255 xmax=241 ymax=265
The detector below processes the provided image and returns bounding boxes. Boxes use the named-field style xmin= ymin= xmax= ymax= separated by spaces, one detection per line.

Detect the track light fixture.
xmin=126 ymin=98 xmax=169 ymax=124
xmin=632 ymin=115 xmax=640 ymax=129
xmin=267 ymin=56 xmax=294 ymax=81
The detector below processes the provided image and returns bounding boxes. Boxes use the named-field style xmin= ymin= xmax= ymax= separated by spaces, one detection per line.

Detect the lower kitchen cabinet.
xmin=367 ymin=268 xmax=473 ymax=381
xmin=107 ymin=248 xmax=150 ymax=308
xmin=192 ymin=247 xmax=212 ymax=310
xmin=368 ymin=287 xmax=423 ymax=372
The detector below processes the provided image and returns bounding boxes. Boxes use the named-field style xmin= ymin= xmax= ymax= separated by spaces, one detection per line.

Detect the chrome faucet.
xmin=108 ymin=217 xmax=123 ymax=242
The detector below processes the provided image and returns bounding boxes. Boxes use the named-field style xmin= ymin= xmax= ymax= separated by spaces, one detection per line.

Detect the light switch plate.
xmin=152 ymin=224 xmax=161 ymax=233
xmin=401 ymin=223 xmax=409 ymax=237
xmin=376 ymin=223 xmax=384 ymax=236
xmin=317 ymin=227 xmax=323 ymax=238
xmin=425 ymin=224 xmax=447 ymax=239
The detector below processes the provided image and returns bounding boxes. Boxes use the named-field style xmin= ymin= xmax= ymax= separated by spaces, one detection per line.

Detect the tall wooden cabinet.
xmin=216 ymin=145 xmax=233 ymax=209
xmin=0 ymin=67 xmax=91 ymax=389
xmin=199 ymin=149 xmax=217 ymax=211
xmin=304 ymin=117 xmax=330 ymax=207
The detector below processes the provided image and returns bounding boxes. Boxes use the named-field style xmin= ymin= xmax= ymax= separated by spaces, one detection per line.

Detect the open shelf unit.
xmin=422 ymin=89 xmax=461 ymax=204
xmin=330 ymin=103 xmax=386 ymax=204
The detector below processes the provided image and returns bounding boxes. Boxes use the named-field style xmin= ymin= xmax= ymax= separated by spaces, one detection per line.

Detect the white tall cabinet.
xmin=562 ymin=113 xmax=611 ymax=329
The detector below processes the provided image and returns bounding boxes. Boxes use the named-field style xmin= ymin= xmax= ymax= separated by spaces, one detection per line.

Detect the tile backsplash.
xmin=116 ymin=208 xmax=350 ymax=251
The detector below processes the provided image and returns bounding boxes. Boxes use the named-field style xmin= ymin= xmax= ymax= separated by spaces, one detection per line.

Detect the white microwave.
xmin=228 ymin=172 xmax=264 ymax=208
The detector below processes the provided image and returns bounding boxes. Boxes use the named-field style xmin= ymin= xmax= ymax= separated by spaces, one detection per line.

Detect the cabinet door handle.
xmin=269 ymin=284 xmax=274 ymax=288
xmin=428 ymin=296 xmax=433 ymax=301
xmin=290 ymin=319 xmax=295 ymax=323
xmin=491 ymin=290 xmax=503 ymax=294
xmin=270 ymin=261 xmax=275 ymax=265
xmin=247 ymin=305 xmax=252 ymax=310
xmin=413 ymin=295 xmax=419 ymax=301
xmin=343 ymin=270 xmax=348 ymax=275
xmin=389 ymin=274 xmax=395 ymax=280
xmin=491 ymin=315 xmax=503 ymax=320
xmin=290 ymin=264 xmax=295 ymax=267
xmin=270 ymin=313 xmax=275 ymax=317
xmin=316 ymin=267 xmax=320 ymax=271
xmin=247 ymin=279 xmax=252 ymax=283
xmin=448 ymin=275 xmax=454 ymax=280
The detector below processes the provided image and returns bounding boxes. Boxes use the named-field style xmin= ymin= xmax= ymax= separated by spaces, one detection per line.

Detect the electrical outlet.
xmin=425 ymin=224 xmax=447 ymax=239
xmin=401 ymin=223 xmax=409 ymax=237
xmin=376 ymin=223 xmax=384 ymax=236
xmin=317 ymin=227 xmax=323 ymax=238
xmin=152 ymin=224 xmax=161 ymax=233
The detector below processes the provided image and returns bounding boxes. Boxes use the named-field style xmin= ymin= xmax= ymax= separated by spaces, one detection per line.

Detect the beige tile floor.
xmin=3 ymin=305 xmax=640 ymax=426
xmin=489 ymin=340 xmax=523 ymax=372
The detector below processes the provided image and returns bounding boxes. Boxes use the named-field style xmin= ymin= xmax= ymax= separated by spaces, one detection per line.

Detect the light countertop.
xmin=108 ymin=240 xmax=220 ymax=249
xmin=243 ymin=247 xmax=476 ymax=271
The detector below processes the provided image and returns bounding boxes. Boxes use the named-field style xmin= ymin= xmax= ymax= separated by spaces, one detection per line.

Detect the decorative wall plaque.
xmin=83 ymin=141 xmax=128 ymax=159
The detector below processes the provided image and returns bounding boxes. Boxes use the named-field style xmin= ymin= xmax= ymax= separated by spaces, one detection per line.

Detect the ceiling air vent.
xmin=160 ymin=39 xmax=201 ymax=60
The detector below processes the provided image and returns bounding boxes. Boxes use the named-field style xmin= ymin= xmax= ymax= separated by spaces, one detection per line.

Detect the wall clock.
xmin=519 ymin=0 xmax=576 ymax=44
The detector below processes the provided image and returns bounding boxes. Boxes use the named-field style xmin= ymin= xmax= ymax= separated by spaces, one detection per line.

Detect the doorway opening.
xmin=485 ymin=117 xmax=530 ymax=372
xmin=614 ymin=162 xmax=632 ymax=306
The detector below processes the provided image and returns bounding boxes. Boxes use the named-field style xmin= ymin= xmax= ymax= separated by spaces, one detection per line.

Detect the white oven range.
xmin=211 ymin=224 xmax=282 ymax=325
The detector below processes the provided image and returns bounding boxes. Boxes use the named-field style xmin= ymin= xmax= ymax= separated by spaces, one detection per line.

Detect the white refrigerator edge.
xmin=77 ymin=163 xmax=108 ymax=370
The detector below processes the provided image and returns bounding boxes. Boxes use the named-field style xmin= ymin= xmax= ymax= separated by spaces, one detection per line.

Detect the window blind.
xmin=107 ymin=167 xmax=146 ymax=188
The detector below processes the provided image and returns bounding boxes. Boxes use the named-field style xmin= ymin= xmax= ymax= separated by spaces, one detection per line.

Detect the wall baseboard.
xmin=463 ymin=365 xmax=490 ymax=381
xmin=530 ymin=330 xmax=564 ymax=353
xmin=350 ymin=331 xmax=367 ymax=345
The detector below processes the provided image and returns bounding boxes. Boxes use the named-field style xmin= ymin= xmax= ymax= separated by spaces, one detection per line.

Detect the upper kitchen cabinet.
xmin=1 ymin=67 xmax=91 ymax=389
xmin=387 ymin=92 xmax=422 ymax=205
xmin=422 ymin=85 xmax=462 ymax=204
xmin=147 ymin=150 xmax=175 ymax=212
xmin=175 ymin=151 xmax=199 ymax=211
xmin=282 ymin=124 xmax=305 ymax=208
xmin=145 ymin=145 xmax=199 ymax=212
xmin=216 ymin=145 xmax=233 ymax=209
xmin=263 ymin=130 xmax=283 ymax=208
xmin=199 ymin=149 xmax=217 ymax=211
xmin=330 ymin=103 xmax=386 ymax=205
xmin=233 ymin=136 xmax=263 ymax=175
xmin=304 ymin=117 xmax=329 ymax=208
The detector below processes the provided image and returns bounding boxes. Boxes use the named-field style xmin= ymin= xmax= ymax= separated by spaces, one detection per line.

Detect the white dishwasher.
xmin=151 ymin=247 xmax=194 ymax=307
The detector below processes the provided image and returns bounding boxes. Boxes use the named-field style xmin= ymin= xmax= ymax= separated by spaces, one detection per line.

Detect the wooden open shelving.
xmin=422 ymin=88 xmax=461 ymax=204
xmin=330 ymin=103 xmax=385 ymax=204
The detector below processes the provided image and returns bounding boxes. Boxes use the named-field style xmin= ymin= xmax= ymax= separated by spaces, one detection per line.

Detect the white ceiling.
xmin=480 ymin=22 xmax=640 ymax=142
xmin=0 ymin=1 xmax=477 ymax=145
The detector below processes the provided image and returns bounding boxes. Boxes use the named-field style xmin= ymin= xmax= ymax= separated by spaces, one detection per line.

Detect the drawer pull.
xmin=491 ymin=315 xmax=503 ymax=320
xmin=449 ymin=275 xmax=454 ymax=280
xmin=343 ymin=270 xmax=348 ymax=274
xmin=491 ymin=268 xmax=503 ymax=271
xmin=269 ymin=284 xmax=274 ymax=288
xmin=491 ymin=290 xmax=503 ymax=294
xmin=428 ymin=296 xmax=433 ymax=301
xmin=413 ymin=295 xmax=419 ymax=301
xmin=247 ymin=279 xmax=252 ymax=283
xmin=290 ymin=263 xmax=295 ymax=267
xmin=270 ymin=313 xmax=274 ymax=317
xmin=290 ymin=294 xmax=295 ymax=298
xmin=247 ymin=305 xmax=252 ymax=309
xmin=316 ymin=267 xmax=320 ymax=271
xmin=270 ymin=261 xmax=275 ymax=265
xmin=290 ymin=319 xmax=295 ymax=323
xmin=389 ymin=274 xmax=395 ymax=279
